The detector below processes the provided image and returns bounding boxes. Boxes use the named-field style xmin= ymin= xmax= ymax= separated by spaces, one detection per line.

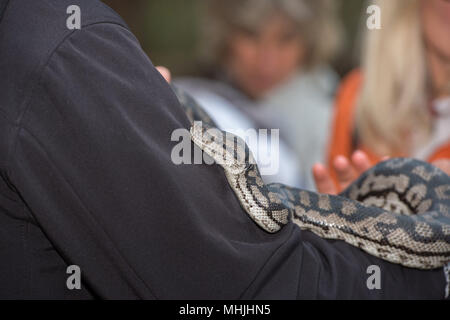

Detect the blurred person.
xmin=314 ymin=0 xmax=450 ymax=194
xmin=175 ymin=0 xmax=342 ymax=190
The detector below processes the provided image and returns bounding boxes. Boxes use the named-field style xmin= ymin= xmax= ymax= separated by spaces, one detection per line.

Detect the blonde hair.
xmin=356 ymin=0 xmax=431 ymax=156
xmin=200 ymin=0 xmax=342 ymax=70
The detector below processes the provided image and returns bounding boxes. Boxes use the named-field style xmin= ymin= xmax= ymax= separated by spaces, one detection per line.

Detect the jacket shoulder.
xmin=0 ymin=0 xmax=129 ymax=122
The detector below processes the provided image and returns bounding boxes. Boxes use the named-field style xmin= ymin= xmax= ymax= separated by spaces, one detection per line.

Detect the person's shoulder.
xmin=5 ymin=0 xmax=125 ymax=25
xmin=0 ymin=0 xmax=129 ymax=77
xmin=335 ymin=69 xmax=363 ymax=112
xmin=329 ymin=69 xmax=364 ymax=133
xmin=0 ymin=0 xmax=129 ymax=121
xmin=337 ymin=69 xmax=363 ymax=98
xmin=327 ymin=69 xmax=364 ymax=165
xmin=340 ymin=69 xmax=363 ymax=89
xmin=0 ymin=0 xmax=127 ymax=65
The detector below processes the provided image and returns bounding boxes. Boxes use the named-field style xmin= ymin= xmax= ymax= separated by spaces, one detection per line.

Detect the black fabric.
xmin=0 ymin=0 xmax=446 ymax=299
xmin=0 ymin=0 xmax=8 ymax=23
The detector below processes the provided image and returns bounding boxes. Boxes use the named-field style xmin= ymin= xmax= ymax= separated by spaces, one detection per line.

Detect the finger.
xmin=312 ymin=163 xmax=337 ymax=195
xmin=333 ymin=156 xmax=357 ymax=190
xmin=351 ymin=150 xmax=371 ymax=174
xmin=156 ymin=66 xmax=171 ymax=83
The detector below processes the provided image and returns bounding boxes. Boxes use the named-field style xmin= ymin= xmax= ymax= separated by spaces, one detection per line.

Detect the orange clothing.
xmin=328 ymin=70 xmax=450 ymax=185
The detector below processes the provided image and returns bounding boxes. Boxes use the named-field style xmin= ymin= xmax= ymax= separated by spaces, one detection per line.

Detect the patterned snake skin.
xmin=173 ymin=86 xmax=450 ymax=270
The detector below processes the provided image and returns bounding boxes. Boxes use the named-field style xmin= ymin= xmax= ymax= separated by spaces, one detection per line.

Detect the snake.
xmin=172 ymin=86 xmax=450 ymax=270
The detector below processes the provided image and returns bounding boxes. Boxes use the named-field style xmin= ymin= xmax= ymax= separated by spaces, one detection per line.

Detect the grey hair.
xmin=199 ymin=0 xmax=343 ymax=69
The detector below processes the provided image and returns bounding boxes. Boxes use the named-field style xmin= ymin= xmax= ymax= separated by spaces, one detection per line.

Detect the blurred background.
xmin=100 ymin=0 xmax=450 ymax=190
xmin=101 ymin=0 xmax=368 ymax=190
xmin=103 ymin=0 xmax=365 ymax=77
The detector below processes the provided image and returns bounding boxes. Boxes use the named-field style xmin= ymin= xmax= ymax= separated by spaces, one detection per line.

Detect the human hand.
xmin=312 ymin=151 xmax=374 ymax=195
xmin=156 ymin=66 xmax=171 ymax=83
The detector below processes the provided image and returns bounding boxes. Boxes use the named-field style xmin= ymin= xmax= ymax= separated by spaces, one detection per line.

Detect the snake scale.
xmin=173 ymin=86 xmax=450 ymax=270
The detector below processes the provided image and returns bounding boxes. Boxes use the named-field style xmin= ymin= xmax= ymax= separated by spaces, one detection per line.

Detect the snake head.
xmin=190 ymin=121 xmax=256 ymax=175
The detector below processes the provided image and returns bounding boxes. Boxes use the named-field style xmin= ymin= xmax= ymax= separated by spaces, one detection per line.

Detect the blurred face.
xmin=421 ymin=0 xmax=450 ymax=59
xmin=421 ymin=0 xmax=450 ymax=96
xmin=226 ymin=14 xmax=305 ymax=99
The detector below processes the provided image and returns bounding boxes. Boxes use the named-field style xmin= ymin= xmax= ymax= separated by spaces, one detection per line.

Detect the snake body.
xmin=174 ymin=86 xmax=450 ymax=270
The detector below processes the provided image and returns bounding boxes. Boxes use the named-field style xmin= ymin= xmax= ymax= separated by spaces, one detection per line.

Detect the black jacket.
xmin=0 ymin=0 xmax=446 ymax=299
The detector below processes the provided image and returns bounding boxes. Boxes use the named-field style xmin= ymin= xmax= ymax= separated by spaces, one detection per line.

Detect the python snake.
xmin=173 ymin=86 xmax=450 ymax=270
